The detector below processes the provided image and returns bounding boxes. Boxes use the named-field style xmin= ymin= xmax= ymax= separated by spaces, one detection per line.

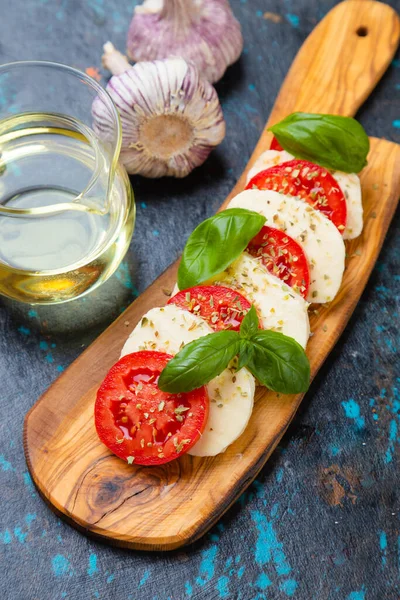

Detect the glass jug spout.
xmin=0 ymin=61 xmax=122 ymax=219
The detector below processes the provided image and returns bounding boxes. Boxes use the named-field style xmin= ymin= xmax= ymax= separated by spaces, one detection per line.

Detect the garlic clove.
xmin=102 ymin=41 xmax=131 ymax=76
xmin=126 ymin=0 xmax=243 ymax=84
xmin=93 ymin=51 xmax=225 ymax=178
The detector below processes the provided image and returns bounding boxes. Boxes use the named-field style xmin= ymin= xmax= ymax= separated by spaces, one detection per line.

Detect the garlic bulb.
xmin=126 ymin=0 xmax=243 ymax=84
xmin=95 ymin=43 xmax=225 ymax=178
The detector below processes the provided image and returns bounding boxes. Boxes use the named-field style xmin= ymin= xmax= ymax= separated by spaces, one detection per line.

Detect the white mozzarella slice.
xmin=333 ymin=171 xmax=363 ymax=239
xmin=208 ymin=253 xmax=310 ymax=348
xmin=121 ymin=304 xmax=255 ymax=457
xmin=190 ymin=368 xmax=255 ymax=457
xmin=121 ymin=304 xmax=211 ymax=357
xmin=228 ymin=189 xmax=345 ymax=304
xmin=247 ymin=149 xmax=293 ymax=183
xmin=246 ymin=149 xmax=363 ymax=240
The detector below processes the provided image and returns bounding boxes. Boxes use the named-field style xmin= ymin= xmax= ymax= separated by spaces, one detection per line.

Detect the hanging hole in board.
xmin=356 ymin=26 xmax=368 ymax=37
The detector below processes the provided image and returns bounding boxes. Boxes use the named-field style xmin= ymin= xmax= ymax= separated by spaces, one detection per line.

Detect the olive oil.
xmin=0 ymin=113 xmax=135 ymax=304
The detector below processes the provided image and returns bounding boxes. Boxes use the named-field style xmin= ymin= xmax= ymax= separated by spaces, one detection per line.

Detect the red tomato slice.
xmin=168 ymin=285 xmax=252 ymax=331
xmin=270 ymin=136 xmax=283 ymax=151
xmin=247 ymin=225 xmax=310 ymax=298
xmin=95 ymin=351 xmax=209 ymax=465
xmin=246 ymin=159 xmax=347 ymax=232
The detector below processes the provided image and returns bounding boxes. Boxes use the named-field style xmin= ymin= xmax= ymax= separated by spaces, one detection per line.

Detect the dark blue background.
xmin=1 ymin=1 xmax=399 ymax=599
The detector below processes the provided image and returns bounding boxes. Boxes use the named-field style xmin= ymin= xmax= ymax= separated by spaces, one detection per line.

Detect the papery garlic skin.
xmin=127 ymin=0 xmax=243 ymax=84
xmin=93 ymin=57 xmax=226 ymax=178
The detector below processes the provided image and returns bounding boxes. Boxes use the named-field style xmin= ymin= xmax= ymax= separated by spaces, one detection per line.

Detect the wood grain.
xmin=24 ymin=0 xmax=400 ymax=551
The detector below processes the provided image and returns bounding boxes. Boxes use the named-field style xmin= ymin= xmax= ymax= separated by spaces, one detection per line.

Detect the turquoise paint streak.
xmin=341 ymin=399 xmax=365 ymax=428
xmin=185 ymin=581 xmax=193 ymax=598
xmin=139 ymin=569 xmax=150 ymax=587
xmin=52 ymin=554 xmax=71 ymax=577
xmin=329 ymin=444 xmax=340 ymax=457
xmin=13 ymin=527 xmax=27 ymax=543
xmin=18 ymin=326 xmax=30 ymax=336
xmin=115 ymin=262 xmax=137 ymax=294
xmin=251 ymin=510 xmax=292 ymax=576
xmin=216 ymin=575 xmax=230 ymax=598
xmin=25 ymin=513 xmax=36 ymax=526
xmin=196 ymin=544 xmax=218 ymax=586
xmin=0 ymin=455 xmax=14 ymax=472
xmin=286 ymin=13 xmax=300 ymax=27
xmin=87 ymin=554 xmax=98 ymax=577
xmin=196 ymin=545 xmax=218 ymax=586
xmin=280 ymin=579 xmax=298 ymax=596
xmin=379 ymin=531 xmax=387 ymax=567
xmin=393 ymin=120 xmax=400 ymax=128
xmin=384 ymin=419 xmax=398 ymax=463
xmin=256 ymin=572 xmax=272 ymax=590
xmin=1 ymin=530 xmax=12 ymax=544
xmin=347 ymin=588 xmax=366 ymax=600
xmin=252 ymin=480 xmax=265 ymax=499
xmin=270 ymin=503 xmax=279 ymax=518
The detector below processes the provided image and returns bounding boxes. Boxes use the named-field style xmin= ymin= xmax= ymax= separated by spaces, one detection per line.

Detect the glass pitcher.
xmin=0 ymin=61 xmax=135 ymax=304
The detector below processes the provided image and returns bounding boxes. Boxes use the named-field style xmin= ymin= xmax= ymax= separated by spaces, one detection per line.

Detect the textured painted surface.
xmin=0 ymin=1 xmax=400 ymax=599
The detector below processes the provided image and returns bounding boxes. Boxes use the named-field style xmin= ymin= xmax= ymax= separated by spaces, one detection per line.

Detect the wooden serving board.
xmin=24 ymin=0 xmax=400 ymax=551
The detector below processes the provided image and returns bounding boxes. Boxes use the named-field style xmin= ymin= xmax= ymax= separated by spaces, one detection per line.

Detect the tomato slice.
xmin=94 ymin=351 xmax=209 ymax=465
xmin=246 ymin=159 xmax=347 ymax=232
xmin=168 ymin=285 xmax=252 ymax=331
xmin=270 ymin=136 xmax=283 ymax=151
xmin=247 ymin=225 xmax=310 ymax=298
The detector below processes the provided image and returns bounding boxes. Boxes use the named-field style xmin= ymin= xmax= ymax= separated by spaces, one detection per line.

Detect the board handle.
xmin=229 ymin=0 xmax=400 ymax=194
xmin=268 ymin=0 xmax=400 ymax=125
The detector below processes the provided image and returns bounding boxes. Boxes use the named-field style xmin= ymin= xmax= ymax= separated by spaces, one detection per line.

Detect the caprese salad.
xmin=95 ymin=112 xmax=369 ymax=466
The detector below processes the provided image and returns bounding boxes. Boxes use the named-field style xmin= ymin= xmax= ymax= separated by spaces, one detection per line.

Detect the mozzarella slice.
xmin=247 ymin=149 xmax=293 ymax=182
xmin=208 ymin=253 xmax=310 ymax=348
xmin=228 ymin=190 xmax=345 ymax=304
xmin=246 ymin=149 xmax=363 ymax=239
xmin=191 ymin=368 xmax=255 ymax=457
xmin=121 ymin=304 xmax=255 ymax=457
xmin=332 ymin=171 xmax=363 ymax=239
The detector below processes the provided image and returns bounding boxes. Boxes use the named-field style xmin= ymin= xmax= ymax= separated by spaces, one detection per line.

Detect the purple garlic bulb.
xmin=126 ymin=0 xmax=243 ymax=84
xmin=95 ymin=44 xmax=226 ymax=178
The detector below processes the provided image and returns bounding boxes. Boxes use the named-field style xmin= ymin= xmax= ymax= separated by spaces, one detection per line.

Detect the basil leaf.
xmin=239 ymin=305 xmax=259 ymax=339
xmin=177 ymin=209 xmax=266 ymax=289
xmin=246 ymin=330 xmax=310 ymax=394
xmin=269 ymin=112 xmax=369 ymax=173
xmin=158 ymin=331 xmax=240 ymax=393
xmin=237 ymin=339 xmax=254 ymax=371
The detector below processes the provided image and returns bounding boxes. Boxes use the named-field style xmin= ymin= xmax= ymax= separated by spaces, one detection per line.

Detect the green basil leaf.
xmin=177 ymin=209 xmax=266 ymax=290
xmin=158 ymin=331 xmax=240 ymax=393
xmin=236 ymin=339 xmax=254 ymax=371
xmin=239 ymin=305 xmax=259 ymax=339
xmin=246 ymin=330 xmax=310 ymax=394
xmin=269 ymin=112 xmax=369 ymax=173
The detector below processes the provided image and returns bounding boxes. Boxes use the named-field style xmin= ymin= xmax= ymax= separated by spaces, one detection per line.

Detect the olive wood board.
xmin=24 ymin=0 xmax=400 ymax=551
